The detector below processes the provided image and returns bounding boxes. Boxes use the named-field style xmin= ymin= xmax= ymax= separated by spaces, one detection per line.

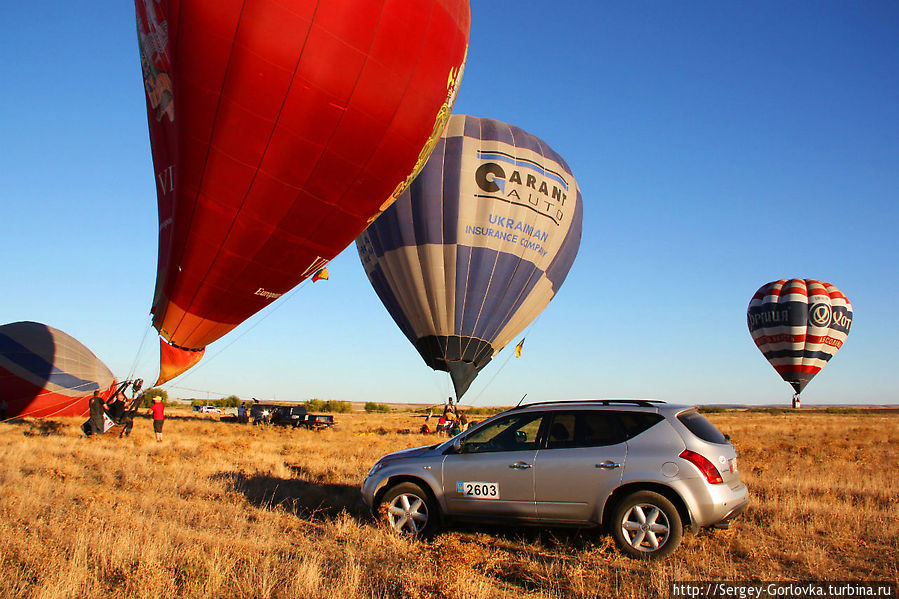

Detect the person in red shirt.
xmin=148 ymin=397 xmax=165 ymax=442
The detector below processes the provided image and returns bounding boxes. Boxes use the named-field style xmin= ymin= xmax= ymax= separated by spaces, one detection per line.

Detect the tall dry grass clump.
xmin=0 ymin=409 xmax=896 ymax=598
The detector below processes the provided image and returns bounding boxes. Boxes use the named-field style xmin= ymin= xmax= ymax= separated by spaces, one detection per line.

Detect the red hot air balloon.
xmin=0 ymin=322 xmax=117 ymax=419
xmin=747 ymin=279 xmax=852 ymax=407
xmin=135 ymin=0 xmax=470 ymax=384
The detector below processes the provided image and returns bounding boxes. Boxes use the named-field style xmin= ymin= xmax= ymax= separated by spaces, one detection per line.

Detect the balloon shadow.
xmin=2 ymin=418 xmax=67 ymax=436
xmin=0 ymin=322 xmax=56 ymax=414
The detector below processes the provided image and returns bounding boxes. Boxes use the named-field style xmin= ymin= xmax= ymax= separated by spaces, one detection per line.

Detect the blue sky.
xmin=2 ymin=2 xmax=896 ymax=406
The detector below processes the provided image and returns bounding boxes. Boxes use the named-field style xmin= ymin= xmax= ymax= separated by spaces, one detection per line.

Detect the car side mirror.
xmin=724 ymin=434 xmax=731 ymax=441
xmin=452 ymin=438 xmax=463 ymax=453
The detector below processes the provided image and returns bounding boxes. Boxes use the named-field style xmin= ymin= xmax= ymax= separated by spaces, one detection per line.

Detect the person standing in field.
xmin=89 ymin=390 xmax=106 ymax=436
xmin=148 ymin=397 xmax=165 ymax=442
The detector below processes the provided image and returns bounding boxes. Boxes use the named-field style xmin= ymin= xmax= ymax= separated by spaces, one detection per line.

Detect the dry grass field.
xmin=0 ymin=408 xmax=896 ymax=598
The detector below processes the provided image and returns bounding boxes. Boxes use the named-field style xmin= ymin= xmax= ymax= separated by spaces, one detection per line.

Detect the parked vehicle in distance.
xmin=198 ymin=405 xmax=221 ymax=414
xmin=250 ymin=403 xmax=335 ymax=430
xmin=303 ymin=413 xmax=336 ymax=430
xmin=362 ymin=399 xmax=749 ymax=559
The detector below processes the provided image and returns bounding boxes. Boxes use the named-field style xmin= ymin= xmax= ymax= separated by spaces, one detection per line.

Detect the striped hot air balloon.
xmin=357 ymin=115 xmax=583 ymax=398
xmin=747 ymin=279 xmax=852 ymax=405
xmin=0 ymin=322 xmax=117 ymax=419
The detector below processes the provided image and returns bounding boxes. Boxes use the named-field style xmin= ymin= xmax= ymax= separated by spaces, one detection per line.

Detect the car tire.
xmin=610 ymin=490 xmax=683 ymax=560
xmin=378 ymin=482 xmax=438 ymax=537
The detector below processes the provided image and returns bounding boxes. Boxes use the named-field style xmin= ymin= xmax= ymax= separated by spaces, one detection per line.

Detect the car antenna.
xmin=516 ymin=393 xmax=528 ymax=407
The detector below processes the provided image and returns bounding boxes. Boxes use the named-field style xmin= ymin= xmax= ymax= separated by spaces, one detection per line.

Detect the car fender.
xmin=371 ymin=466 xmax=444 ymax=513
xmin=600 ymin=478 xmax=699 ymax=533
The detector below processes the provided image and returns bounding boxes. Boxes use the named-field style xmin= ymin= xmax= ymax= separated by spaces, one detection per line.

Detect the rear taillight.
xmin=680 ymin=449 xmax=723 ymax=484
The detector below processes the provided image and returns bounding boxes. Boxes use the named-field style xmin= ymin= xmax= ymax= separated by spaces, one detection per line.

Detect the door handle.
xmin=509 ymin=462 xmax=533 ymax=469
xmin=595 ymin=461 xmax=620 ymax=469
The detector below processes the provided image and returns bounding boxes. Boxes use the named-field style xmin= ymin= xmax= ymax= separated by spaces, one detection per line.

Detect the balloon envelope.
xmin=136 ymin=0 xmax=470 ymax=382
xmin=0 ymin=322 xmax=117 ymax=418
xmin=357 ymin=115 xmax=583 ymax=398
xmin=747 ymin=279 xmax=852 ymax=394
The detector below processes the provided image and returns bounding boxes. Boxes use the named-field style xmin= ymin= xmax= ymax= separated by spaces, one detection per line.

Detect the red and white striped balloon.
xmin=747 ymin=279 xmax=852 ymax=396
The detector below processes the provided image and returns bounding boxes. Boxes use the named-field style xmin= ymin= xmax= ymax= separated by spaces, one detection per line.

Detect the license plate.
xmin=730 ymin=458 xmax=738 ymax=473
xmin=456 ymin=481 xmax=499 ymax=499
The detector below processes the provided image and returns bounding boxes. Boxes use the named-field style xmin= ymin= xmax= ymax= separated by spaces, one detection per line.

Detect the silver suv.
xmin=362 ymin=400 xmax=749 ymax=559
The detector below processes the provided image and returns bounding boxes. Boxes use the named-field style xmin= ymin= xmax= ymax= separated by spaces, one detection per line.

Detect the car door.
xmin=534 ymin=410 xmax=627 ymax=522
xmin=442 ymin=411 xmax=546 ymax=519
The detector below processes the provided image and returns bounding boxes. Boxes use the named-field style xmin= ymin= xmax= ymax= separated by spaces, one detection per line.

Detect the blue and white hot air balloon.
xmin=357 ymin=115 xmax=583 ymax=398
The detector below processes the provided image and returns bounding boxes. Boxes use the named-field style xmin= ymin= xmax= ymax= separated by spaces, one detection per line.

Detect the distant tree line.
xmin=304 ymin=399 xmax=353 ymax=413
xmin=190 ymin=396 xmax=243 ymax=408
xmin=135 ymin=392 xmax=361 ymax=413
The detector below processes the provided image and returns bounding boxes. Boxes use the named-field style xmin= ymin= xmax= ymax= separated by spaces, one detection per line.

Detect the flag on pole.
xmin=312 ymin=267 xmax=329 ymax=282
xmin=514 ymin=338 xmax=524 ymax=358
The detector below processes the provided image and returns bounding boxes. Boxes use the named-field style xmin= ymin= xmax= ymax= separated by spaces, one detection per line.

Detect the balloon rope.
xmin=162 ymin=279 xmax=311 ymax=388
xmin=466 ymin=344 xmax=517 ymax=406
xmin=28 ymin=396 xmax=88 ymax=419
xmin=428 ymin=372 xmax=450 ymax=405
xmin=165 ymin=383 xmax=241 ymax=399
xmin=127 ymin=319 xmax=155 ymax=381
xmin=466 ymin=311 xmax=545 ymax=406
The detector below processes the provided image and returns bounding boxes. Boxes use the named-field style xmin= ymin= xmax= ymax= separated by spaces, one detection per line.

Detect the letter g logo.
xmin=475 ymin=162 xmax=506 ymax=193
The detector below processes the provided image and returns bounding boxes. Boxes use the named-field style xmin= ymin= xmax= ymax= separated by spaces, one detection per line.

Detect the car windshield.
xmin=460 ymin=412 xmax=543 ymax=453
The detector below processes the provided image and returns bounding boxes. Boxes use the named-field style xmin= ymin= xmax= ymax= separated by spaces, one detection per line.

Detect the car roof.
xmin=507 ymin=399 xmax=695 ymax=415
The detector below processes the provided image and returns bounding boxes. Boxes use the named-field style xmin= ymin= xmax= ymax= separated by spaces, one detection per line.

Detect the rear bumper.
xmin=676 ymin=478 xmax=750 ymax=529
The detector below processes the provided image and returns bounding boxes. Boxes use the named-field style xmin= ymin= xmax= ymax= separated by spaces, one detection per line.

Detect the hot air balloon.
xmin=357 ymin=115 xmax=583 ymax=398
xmin=135 ymin=0 xmax=470 ymax=384
xmin=747 ymin=279 xmax=852 ymax=407
xmin=0 ymin=322 xmax=117 ymax=419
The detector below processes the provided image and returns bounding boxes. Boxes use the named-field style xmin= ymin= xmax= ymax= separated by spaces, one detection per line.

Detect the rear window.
xmin=677 ymin=410 xmax=727 ymax=444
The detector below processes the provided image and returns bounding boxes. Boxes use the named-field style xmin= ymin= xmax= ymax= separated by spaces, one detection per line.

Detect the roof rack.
xmin=510 ymin=399 xmax=666 ymax=411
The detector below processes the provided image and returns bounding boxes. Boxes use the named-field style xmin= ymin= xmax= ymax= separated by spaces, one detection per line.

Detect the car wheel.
xmin=379 ymin=482 xmax=437 ymax=537
xmin=611 ymin=490 xmax=683 ymax=559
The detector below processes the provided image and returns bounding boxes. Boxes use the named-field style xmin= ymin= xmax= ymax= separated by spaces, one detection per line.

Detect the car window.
xmin=677 ymin=410 xmax=727 ymax=444
xmin=462 ymin=413 xmax=544 ymax=453
xmin=546 ymin=411 xmax=626 ymax=449
xmin=617 ymin=411 xmax=664 ymax=439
